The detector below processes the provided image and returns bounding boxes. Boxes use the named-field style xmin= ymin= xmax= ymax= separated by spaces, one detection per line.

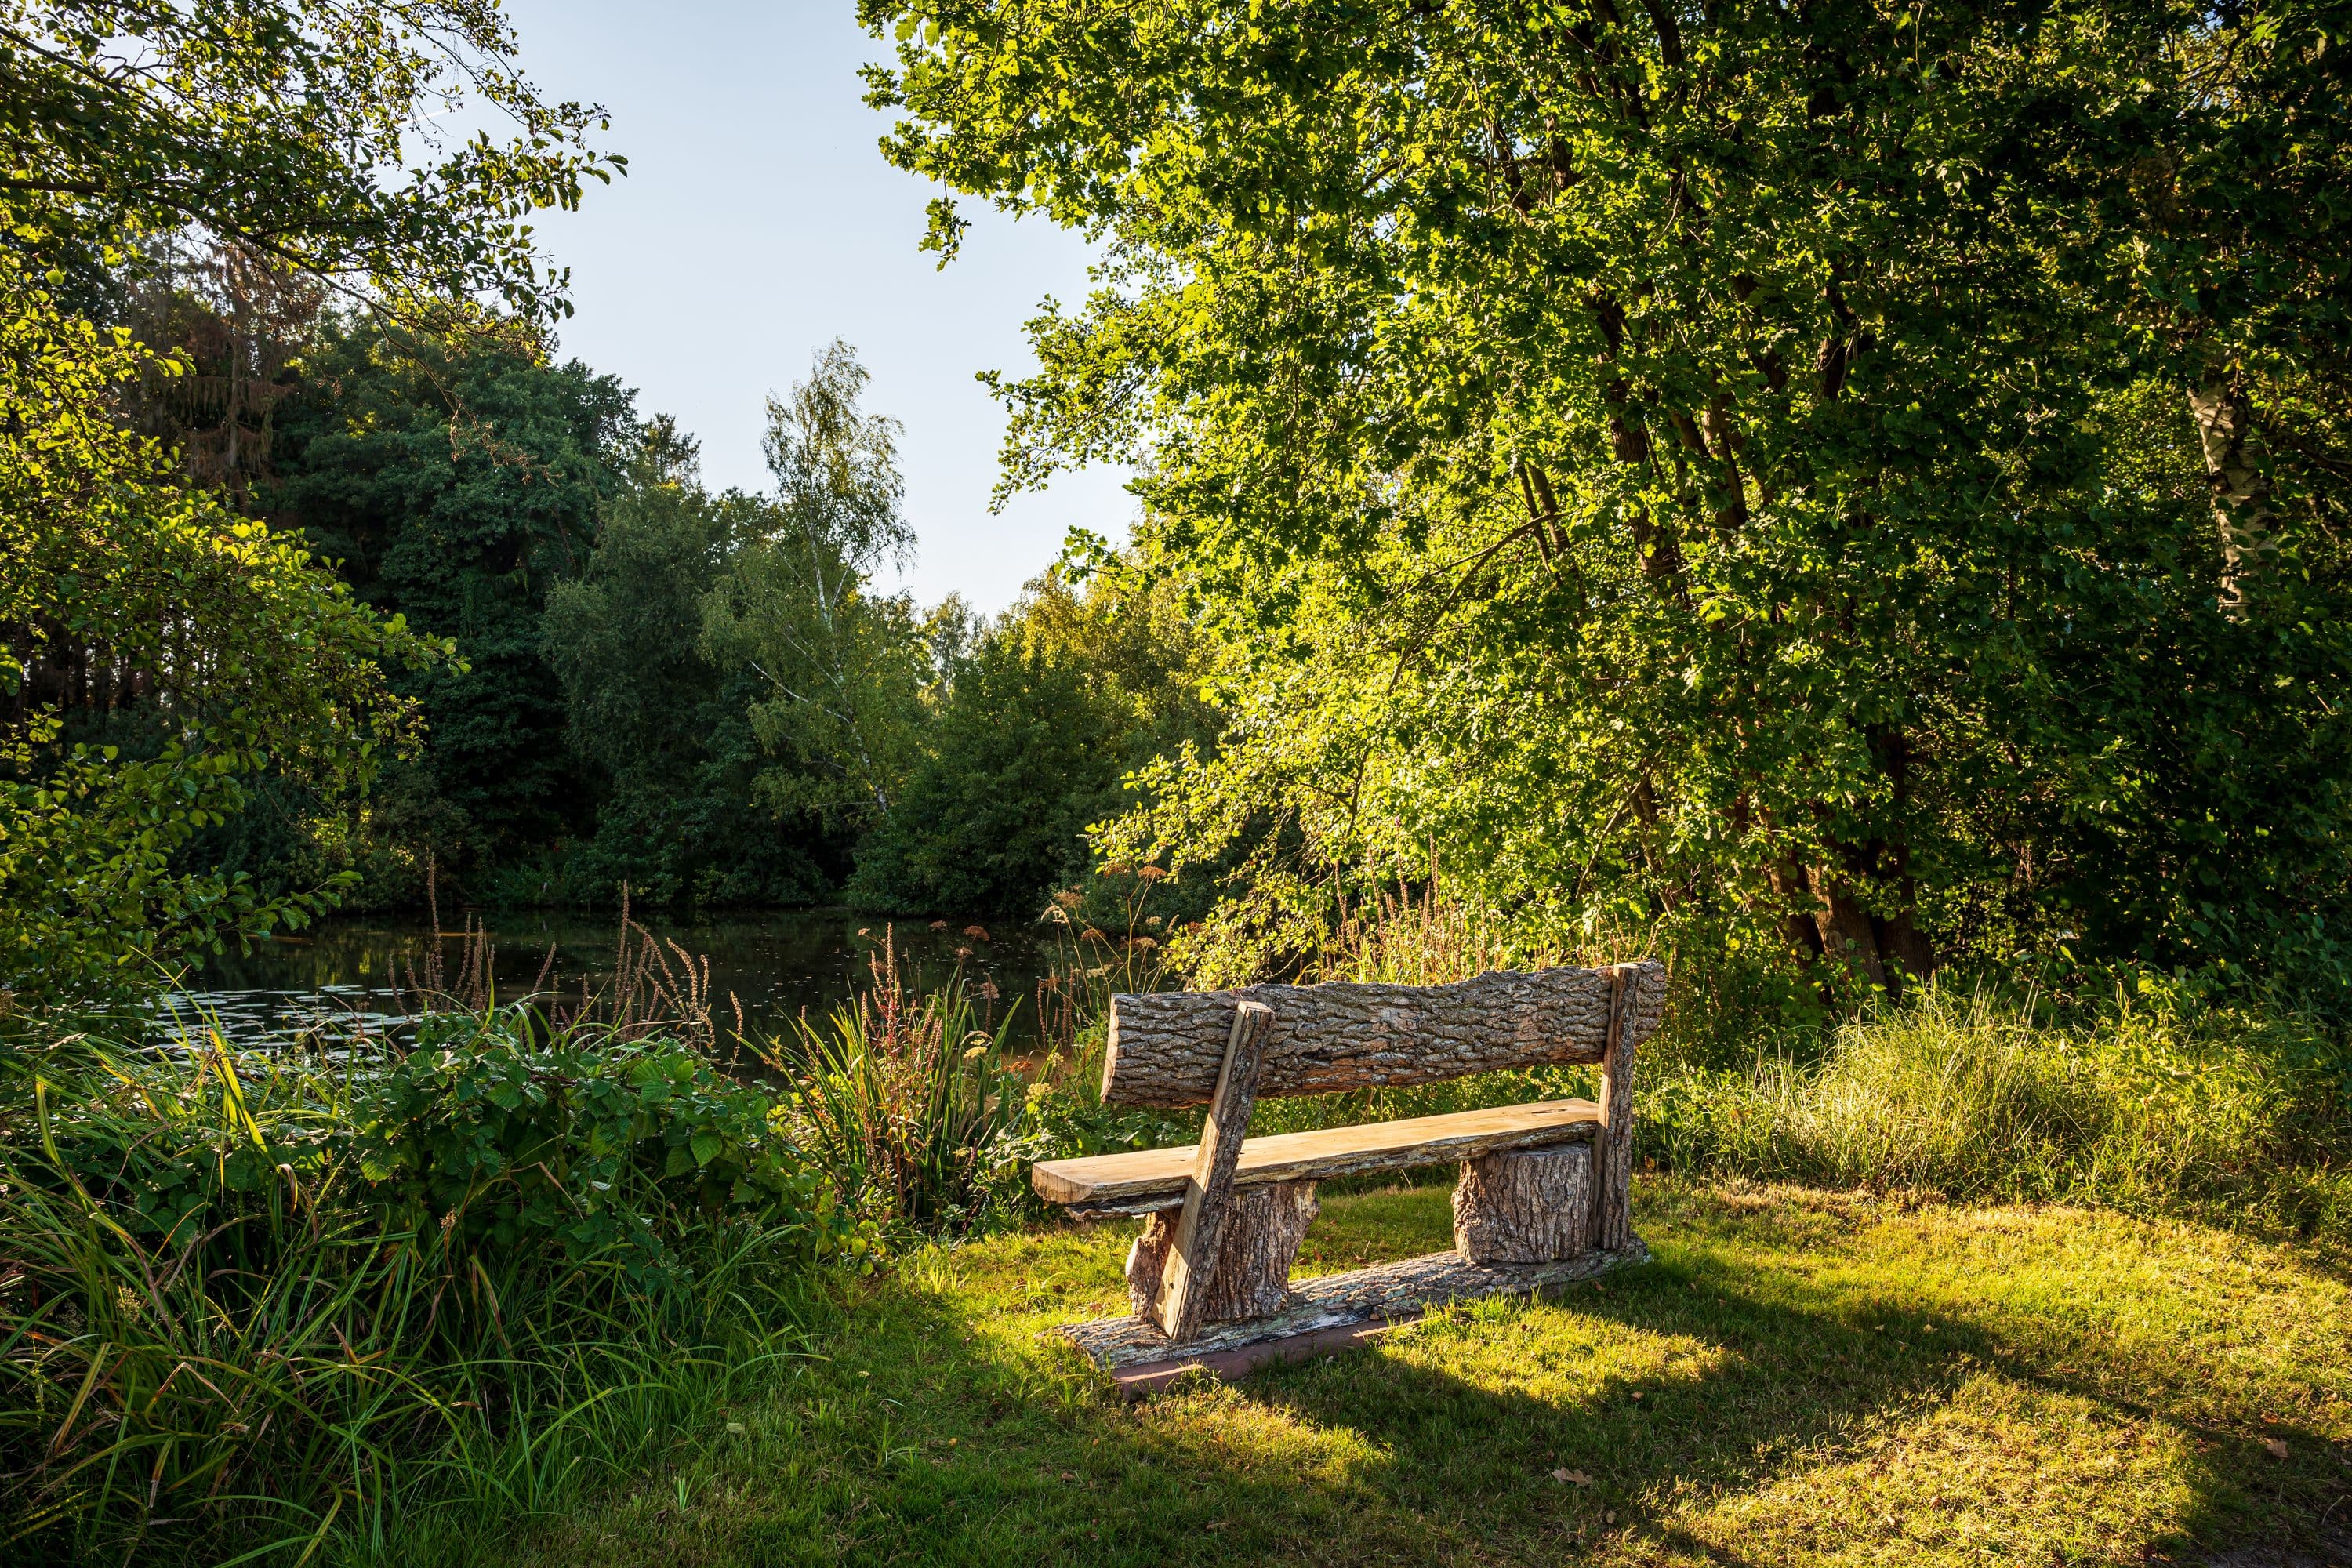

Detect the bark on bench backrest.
xmin=1102 ymin=961 xmax=1668 ymax=1110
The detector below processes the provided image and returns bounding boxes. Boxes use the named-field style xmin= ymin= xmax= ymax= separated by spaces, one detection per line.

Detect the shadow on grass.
xmin=510 ymin=1180 xmax=2350 ymax=1567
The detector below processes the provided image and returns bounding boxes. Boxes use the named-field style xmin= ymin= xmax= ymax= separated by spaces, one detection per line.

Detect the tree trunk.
xmin=1453 ymin=1144 xmax=1594 ymax=1263
xmin=1126 ymin=1181 xmax=1319 ymax=1325
xmin=1801 ymin=729 xmax=1934 ymax=1004
xmin=2187 ymin=368 xmax=2275 ymax=618
xmin=1812 ymin=877 xmax=1889 ymax=993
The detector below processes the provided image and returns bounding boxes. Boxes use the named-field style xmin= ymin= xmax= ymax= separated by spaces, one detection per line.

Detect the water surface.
xmin=168 ymin=909 xmax=1080 ymax=1054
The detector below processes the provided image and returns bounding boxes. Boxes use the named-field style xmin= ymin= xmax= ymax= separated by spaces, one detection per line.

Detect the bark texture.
xmin=2187 ymin=370 xmax=2276 ymax=617
xmin=1127 ymin=1181 xmax=1319 ymax=1324
xmin=1152 ymin=1000 xmax=1275 ymax=1338
xmin=1592 ymin=971 xmax=1639 ymax=1252
xmin=1104 ymin=960 xmax=1666 ymax=1109
xmin=1453 ymin=1144 xmax=1595 ymax=1264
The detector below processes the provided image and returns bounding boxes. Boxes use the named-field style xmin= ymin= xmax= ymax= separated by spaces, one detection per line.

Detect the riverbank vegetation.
xmin=8 ymin=928 xmax=2345 ymax=1562
xmin=5 ymin=0 xmax=2352 ymax=1561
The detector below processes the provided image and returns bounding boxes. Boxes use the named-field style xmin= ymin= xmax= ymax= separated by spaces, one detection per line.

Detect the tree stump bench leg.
xmin=1452 ymin=1144 xmax=1594 ymax=1262
xmin=1127 ymin=1181 xmax=1319 ymax=1322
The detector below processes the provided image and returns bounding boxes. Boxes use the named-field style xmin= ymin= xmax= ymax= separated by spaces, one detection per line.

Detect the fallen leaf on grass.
xmin=2263 ymin=1438 xmax=2291 ymax=1460
xmin=1552 ymin=1468 xmax=1593 ymax=1486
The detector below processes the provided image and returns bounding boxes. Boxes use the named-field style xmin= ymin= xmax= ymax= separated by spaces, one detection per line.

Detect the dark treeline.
xmin=55 ymin=246 xmax=1213 ymax=921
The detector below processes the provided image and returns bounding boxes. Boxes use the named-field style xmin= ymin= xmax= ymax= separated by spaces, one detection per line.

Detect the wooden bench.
xmin=1033 ymin=961 xmax=1664 ymax=1389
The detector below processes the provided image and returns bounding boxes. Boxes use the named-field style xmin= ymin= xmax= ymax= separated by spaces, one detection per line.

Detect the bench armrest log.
xmin=1151 ymin=1000 xmax=1275 ymax=1341
xmin=1102 ymin=960 xmax=1665 ymax=1109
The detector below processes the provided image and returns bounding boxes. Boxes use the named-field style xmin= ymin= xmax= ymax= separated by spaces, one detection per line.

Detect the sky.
xmin=500 ymin=0 xmax=1133 ymax=612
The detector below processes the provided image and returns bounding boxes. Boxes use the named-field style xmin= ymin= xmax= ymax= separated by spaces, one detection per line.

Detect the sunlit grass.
xmin=498 ymin=1176 xmax=2350 ymax=1566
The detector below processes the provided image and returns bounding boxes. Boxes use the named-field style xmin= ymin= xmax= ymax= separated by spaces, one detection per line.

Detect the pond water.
xmin=162 ymin=908 xmax=1097 ymax=1055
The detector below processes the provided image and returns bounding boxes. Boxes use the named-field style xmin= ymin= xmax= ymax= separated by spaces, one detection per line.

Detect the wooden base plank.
xmin=1054 ymin=1236 xmax=1650 ymax=1392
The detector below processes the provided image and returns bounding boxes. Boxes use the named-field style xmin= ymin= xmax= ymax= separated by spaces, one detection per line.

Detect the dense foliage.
xmin=862 ymin=0 xmax=2352 ymax=1004
xmin=257 ymin=320 xmax=639 ymax=899
xmin=0 ymin=0 xmax=616 ymax=999
xmin=0 ymin=1014 xmax=860 ymax=1556
xmin=541 ymin=434 xmax=848 ymax=905
xmin=357 ymin=1009 xmax=843 ymax=1287
xmin=848 ymin=571 xmax=1218 ymax=915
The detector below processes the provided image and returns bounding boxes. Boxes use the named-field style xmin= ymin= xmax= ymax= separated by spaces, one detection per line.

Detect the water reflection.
xmin=169 ymin=909 xmax=1079 ymax=1054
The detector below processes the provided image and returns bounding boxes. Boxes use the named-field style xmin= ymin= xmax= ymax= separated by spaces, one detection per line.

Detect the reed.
xmin=775 ymin=929 xmax=1025 ymax=1233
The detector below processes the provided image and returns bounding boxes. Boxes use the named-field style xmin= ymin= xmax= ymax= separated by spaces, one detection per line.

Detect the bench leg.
xmin=1453 ymin=1144 xmax=1594 ymax=1263
xmin=1127 ymin=1181 xmax=1319 ymax=1325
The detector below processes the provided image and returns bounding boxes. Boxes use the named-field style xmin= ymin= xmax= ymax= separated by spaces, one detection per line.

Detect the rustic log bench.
xmin=1033 ymin=960 xmax=1665 ymax=1391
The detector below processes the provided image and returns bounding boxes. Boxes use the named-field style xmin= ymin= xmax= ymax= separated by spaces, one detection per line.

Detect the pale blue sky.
xmin=502 ymin=0 xmax=1131 ymax=612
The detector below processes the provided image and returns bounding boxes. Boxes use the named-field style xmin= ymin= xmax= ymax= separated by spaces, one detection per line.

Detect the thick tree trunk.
xmin=2187 ymin=369 xmax=2275 ymax=618
xmin=1454 ymin=1144 xmax=1594 ymax=1263
xmin=1812 ymin=877 xmax=1889 ymax=993
xmin=1126 ymin=1181 xmax=1319 ymax=1324
xmin=1798 ymin=728 xmax=1935 ymax=1003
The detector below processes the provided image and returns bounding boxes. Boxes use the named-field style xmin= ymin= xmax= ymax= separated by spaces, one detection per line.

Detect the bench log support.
xmin=1592 ymin=964 xmax=1639 ymax=1251
xmin=1127 ymin=1181 xmax=1318 ymax=1321
xmin=1038 ymin=960 xmax=1664 ymax=1390
xmin=1453 ymin=1143 xmax=1593 ymax=1263
xmin=1151 ymin=1000 xmax=1276 ymax=1340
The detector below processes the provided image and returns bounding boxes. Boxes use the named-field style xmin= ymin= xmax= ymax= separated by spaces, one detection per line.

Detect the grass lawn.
xmin=499 ymin=1178 xmax=2349 ymax=1566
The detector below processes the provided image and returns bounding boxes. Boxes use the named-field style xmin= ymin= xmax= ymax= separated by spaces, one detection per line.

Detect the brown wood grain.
xmin=1453 ymin=1143 xmax=1595 ymax=1264
xmin=1032 ymin=1097 xmax=1605 ymax=1208
xmin=1151 ymin=1000 xmax=1274 ymax=1339
xmin=1101 ymin=960 xmax=1665 ymax=1109
xmin=1125 ymin=1181 xmax=1317 ymax=1323
xmin=1592 ymin=967 xmax=1639 ymax=1251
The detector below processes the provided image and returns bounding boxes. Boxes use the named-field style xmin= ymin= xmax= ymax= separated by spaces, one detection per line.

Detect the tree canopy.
xmin=0 ymin=0 xmax=614 ymax=996
xmin=863 ymin=0 xmax=2352 ymax=997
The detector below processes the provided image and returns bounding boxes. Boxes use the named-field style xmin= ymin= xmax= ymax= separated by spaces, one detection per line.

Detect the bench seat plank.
xmin=1033 ymin=1098 xmax=1602 ymax=1208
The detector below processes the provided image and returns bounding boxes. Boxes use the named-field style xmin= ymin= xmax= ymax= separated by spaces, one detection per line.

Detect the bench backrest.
xmin=1102 ymin=960 xmax=1666 ymax=1109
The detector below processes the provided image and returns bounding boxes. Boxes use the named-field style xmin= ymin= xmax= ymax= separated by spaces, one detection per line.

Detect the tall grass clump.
xmin=0 ymin=1002 xmax=857 ymax=1565
xmin=778 ymin=953 xmax=1024 ymax=1235
xmin=1645 ymin=979 xmax=2351 ymax=1236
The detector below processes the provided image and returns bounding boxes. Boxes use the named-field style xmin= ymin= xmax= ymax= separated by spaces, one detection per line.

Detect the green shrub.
xmin=778 ymin=970 xmax=1033 ymax=1235
xmin=0 ymin=1011 xmax=854 ymax=1563
xmin=358 ymin=1008 xmax=851 ymax=1288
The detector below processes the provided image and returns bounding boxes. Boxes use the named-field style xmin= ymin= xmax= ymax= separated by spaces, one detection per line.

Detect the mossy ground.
xmin=488 ymin=1178 xmax=2348 ymax=1566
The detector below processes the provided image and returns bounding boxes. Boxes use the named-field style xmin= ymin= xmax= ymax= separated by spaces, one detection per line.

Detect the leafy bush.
xmin=358 ymin=1009 xmax=850 ymax=1287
